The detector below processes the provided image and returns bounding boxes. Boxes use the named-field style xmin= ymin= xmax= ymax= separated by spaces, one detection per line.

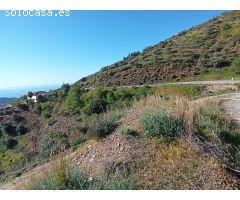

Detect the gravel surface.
xmin=221 ymin=93 xmax=240 ymax=123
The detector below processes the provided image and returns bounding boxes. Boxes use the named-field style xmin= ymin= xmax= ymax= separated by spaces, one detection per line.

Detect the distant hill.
xmin=77 ymin=11 xmax=240 ymax=87
xmin=0 ymin=97 xmax=17 ymax=108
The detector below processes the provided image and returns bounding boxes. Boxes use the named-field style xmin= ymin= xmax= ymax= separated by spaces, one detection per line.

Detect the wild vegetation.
xmin=1 ymin=11 xmax=240 ymax=189
xmin=77 ymin=11 xmax=240 ymax=87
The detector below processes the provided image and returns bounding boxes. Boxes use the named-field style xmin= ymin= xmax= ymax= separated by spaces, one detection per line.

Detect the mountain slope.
xmin=0 ymin=98 xmax=17 ymax=108
xmin=77 ymin=11 xmax=240 ymax=87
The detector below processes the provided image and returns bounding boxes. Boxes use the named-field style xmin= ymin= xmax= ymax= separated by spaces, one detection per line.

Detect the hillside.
xmin=0 ymin=98 xmax=17 ymax=108
xmin=1 ymin=10 xmax=240 ymax=190
xmin=1 ymin=88 xmax=240 ymax=189
xmin=77 ymin=11 xmax=240 ymax=87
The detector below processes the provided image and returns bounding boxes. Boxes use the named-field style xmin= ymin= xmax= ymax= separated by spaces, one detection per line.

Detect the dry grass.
xmin=131 ymin=137 xmax=238 ymax=189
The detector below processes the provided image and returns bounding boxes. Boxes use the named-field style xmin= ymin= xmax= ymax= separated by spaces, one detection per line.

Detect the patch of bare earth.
xmin=221 ymin=93 xmax=240 ymax=124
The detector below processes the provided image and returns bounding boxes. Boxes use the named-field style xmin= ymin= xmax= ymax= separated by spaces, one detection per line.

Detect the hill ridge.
xmin=77 ymin=11 xmax=240 ymax=87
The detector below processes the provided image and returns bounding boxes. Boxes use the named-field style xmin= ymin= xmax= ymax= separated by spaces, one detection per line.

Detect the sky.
xmin=0 ymin=10 xmax=224 ymax=89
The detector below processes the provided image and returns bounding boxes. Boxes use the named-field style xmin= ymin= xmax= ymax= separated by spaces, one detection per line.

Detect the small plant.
xmin=140 ymin=110 xmax=186 ymax=142
xmin=231 ymin=58 xmax=240 ymax=76
xmin=16 ymin=125 xmax=28 ymax=135
xmin=1 ymin=122 xmax=17 ymax=136
xmin=40 ymin=131 xmax=70 ymax=159
xmin=90 ymin=117 xmax=117 ymax=138
xmin=42 ymin=111 xmax=51 ymax=119
xmin=121 ymin=126 xmax=137 ymax=136
xmin=70 ymin=135 xmax=86 ymax=148
xmin=12 ymin=114 xmax=25 ymax=123
xmin=47 ymin=119 xmax=56 ymax=126
xmin=4 ymin=138 xmax=18 ymax=149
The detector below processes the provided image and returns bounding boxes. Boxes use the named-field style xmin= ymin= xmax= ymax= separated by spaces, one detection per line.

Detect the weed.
xmin=141 ymin=110 xmax=186 ymax=142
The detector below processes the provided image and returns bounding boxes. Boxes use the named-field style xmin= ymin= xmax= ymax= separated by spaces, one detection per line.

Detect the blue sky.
xmin=0 ymin=10 xmax=224 ymax=89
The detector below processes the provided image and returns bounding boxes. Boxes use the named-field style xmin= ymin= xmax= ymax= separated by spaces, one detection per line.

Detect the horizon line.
xmin=0 ymin=82 xmax=63 ymax=90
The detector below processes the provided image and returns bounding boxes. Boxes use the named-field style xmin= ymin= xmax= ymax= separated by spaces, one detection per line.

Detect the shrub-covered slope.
xmin=77 ymin=11 xmax=240 ymax=87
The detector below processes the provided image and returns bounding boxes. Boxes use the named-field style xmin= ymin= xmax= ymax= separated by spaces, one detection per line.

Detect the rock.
xmin=89 ymin=158 xmax=94 ymax=162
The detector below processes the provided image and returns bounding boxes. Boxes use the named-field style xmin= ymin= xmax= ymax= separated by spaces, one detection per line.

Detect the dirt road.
xmin=83 ymin=80 xmax=240 ymax=90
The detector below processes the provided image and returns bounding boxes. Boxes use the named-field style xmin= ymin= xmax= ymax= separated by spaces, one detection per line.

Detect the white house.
xmin=27 ymin=95 xmax=37 ymax=103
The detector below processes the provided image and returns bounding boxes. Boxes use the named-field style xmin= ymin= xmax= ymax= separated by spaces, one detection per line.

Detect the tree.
xmin=22 ymin=95 xmax=28 ymax=100
xmin=17 ymin=125 xmax=28 ymax=135
xmin=61 ymin=83 xmax=70 ymax=94
xmin=28 ymin=91 xmax=33 ymax=98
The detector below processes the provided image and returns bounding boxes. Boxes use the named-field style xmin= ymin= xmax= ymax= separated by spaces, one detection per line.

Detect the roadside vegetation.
xmin=21 ymin=157 xmax=135 ymax=190
xmin=1 ymin=80 xmax=240 ymax=189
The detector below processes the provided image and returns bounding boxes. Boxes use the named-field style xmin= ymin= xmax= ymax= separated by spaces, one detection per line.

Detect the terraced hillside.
xmin=77 ymin=11 xmax=240 ymax=87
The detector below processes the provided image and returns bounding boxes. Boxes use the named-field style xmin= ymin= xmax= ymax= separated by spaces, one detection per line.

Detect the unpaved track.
xmin=84 ymin=80 xmax=240 ymax=89
xmin=221 ymin=93 xmax=240 ymax=123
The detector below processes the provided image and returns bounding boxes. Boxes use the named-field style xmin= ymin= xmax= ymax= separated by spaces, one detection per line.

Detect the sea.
xmin=0 ymin=84 xmax=61 ymax=98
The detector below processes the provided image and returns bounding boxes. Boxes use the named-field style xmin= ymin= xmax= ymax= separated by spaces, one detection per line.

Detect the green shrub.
xmin=121 ymin=126 xmax=137 ymax=136
xmin=70 ymin=135 xmax=86 ymax=148
xmin=193 ymin=103 xmax=229 ymax=142
xmin=141 ymin=110 xmax=186 ymax=142
xmin=40 ymin=131 xmax=70 ymax=159
xmin=4 ymin=138 xmax=18 ymax=149
xmin=47 ymin=119 xmax=56 ymax=126
xmin=16 ymin=125 xmax=28 ymax=135
xmin=231 ymin=58 xmax=240 ymax=76
xmin=42 ymin=111 xmax=51 ymax=119
xmin=89 ymin=112 xmax=122 ymax=138
xmin=62 ymin=86 xmax=84 ymax=114
xmin=1 ymin=122 xmax=17 ymax=136
xmin=12 ymin=114 xmax=25 ymax=123
xmin=33 ymin=103 xmax=42 ymax=115
xmin=14 ymin=102 xmax=29 ymax=111
xmin=80 ymin=88 xmax=108 ymax=115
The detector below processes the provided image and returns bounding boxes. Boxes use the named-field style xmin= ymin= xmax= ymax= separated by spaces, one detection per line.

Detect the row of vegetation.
xmin=23 ymin=95 xmax=240 ymax=189
xmin=23 ymin=157 xmax=134 ymax=190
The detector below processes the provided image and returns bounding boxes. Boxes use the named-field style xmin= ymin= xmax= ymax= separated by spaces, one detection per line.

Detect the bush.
xmin=48 ymin=119 xmax=56 ymax=126
xmin=42 ymin=111 xmax=51 ymax=119
xmin=231 ymin=58 xmax=240 ymax=75
xmin=62 ymin=86 xmax=84 ymax=114
xmin=33 ymin=103 xmax=42 ymax=115
xmin=12 ymin=114 xmax=25 ymax=123
xmin=89 ymin=112 xmax=122 ymax=138
xmin=81 ymin=88 xmax=108 ymax=115
xmin=1 ymin=122 xmax=17 ymax=136
xmin=40 ymin=131 xmax=70 ymax=159
xmin=141 ymin=110 xmax=186 ymax=142
xmin=70 ymin=135 xmax=86 ymax=148
xmin=16 ymin=125 xmax=28 ymax=135
xmin=193 ymin=103 xmax=228 ymax=141
xmin=15 ymin=103 xmax=29 ymax=111
xmin=121 ymin=126 xmax=137 ymax=136
xmin=4 ymin=138 xmax=18 ymax=149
